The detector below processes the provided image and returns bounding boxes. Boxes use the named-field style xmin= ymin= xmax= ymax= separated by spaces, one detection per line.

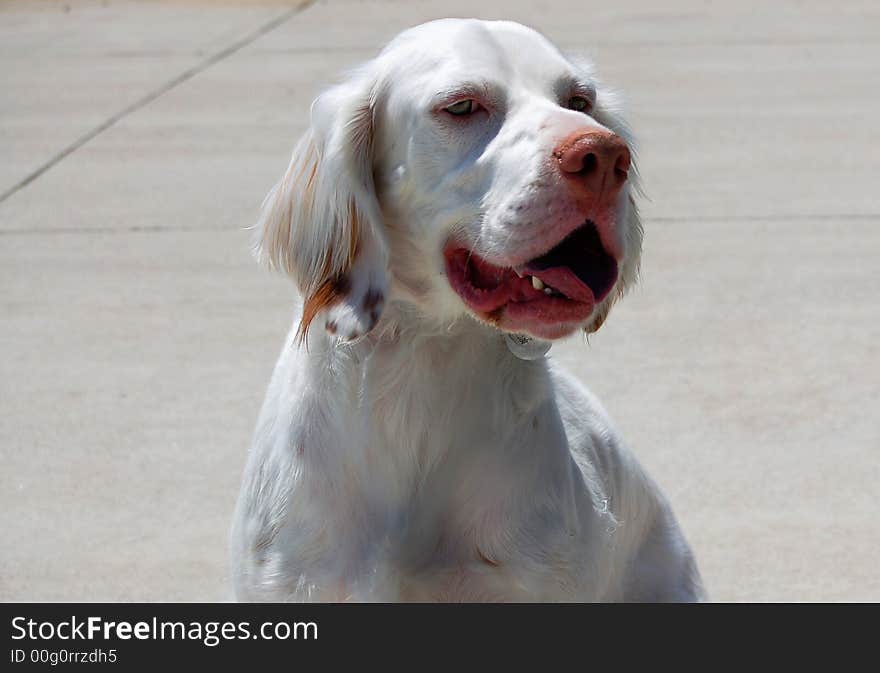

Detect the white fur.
xmin=231 ymin=19 xmax=704 ymax=602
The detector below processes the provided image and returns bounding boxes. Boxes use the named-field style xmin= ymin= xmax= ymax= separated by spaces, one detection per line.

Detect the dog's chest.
xmin=295 ymin=340 xmax=598 ymax=599
xmin=242 ymin=334 xmax=621 ymax=601
xmin=308 ymin=413 xmax=603 ymax=600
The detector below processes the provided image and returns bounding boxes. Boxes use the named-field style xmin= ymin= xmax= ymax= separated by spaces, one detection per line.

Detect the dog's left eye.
xmin=445 ymin=99 xmax=480 ymax=116
xmin=567 ymin=96 xmax=592 ymax=113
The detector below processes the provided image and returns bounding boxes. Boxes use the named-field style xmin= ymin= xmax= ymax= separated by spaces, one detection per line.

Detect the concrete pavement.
xmin=1 ymin=0 xmax=878 ymax=601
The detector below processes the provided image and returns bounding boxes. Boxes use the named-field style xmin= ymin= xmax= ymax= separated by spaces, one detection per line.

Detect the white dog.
xmin=230 ymin=18 xmax=705 ymax=601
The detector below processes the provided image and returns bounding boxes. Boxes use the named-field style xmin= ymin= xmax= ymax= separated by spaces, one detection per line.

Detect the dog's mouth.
xmin=443 ymin=220 xmax=618 ymax=339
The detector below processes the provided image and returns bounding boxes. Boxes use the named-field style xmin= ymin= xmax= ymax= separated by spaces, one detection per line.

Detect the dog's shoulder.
xmin=547 ymin=363 xmax=666 ymax=531
xmin=546 ymin=362 xmax=624 ymax=461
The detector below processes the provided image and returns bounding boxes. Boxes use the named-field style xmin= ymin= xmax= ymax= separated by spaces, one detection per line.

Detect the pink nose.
xmin=554 ymin=130 xmax=631 ymax=204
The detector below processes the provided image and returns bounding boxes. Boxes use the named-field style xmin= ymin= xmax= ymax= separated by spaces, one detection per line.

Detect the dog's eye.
xmin=567 ymin=96 xmax=592 ymax=113
xmin=445 ymin=99 xmax=479 ymax=116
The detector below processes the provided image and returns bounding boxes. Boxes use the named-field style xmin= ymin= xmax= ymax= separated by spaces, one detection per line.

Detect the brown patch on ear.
xmin=297 ymin=274 xmax=350 ymax=343
xmin=260 ymin=139 xmax=320 ymax=277
xmin=295 ymin=198 xmax=365 ymax=344
xmin=349 ymin=100 xmax=376 ymax=162
xmin=302 ymin=144 xmax=320 ymax=209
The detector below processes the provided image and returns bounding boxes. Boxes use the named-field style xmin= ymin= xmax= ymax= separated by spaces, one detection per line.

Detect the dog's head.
xmin=256 ymin=19 xmax=642 ymax=342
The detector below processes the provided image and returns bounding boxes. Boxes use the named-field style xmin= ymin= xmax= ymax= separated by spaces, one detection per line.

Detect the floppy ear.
xmin=254 ymin=73 xmax=388 ymax=342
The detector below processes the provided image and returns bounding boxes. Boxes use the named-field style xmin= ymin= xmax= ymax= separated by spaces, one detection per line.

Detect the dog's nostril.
xmin=580 ymin=153 xmax=598 ymax=176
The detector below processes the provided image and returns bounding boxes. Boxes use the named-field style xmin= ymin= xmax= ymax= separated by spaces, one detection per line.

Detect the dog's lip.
xmin=443 ymin=220 xmax=618 ymax=325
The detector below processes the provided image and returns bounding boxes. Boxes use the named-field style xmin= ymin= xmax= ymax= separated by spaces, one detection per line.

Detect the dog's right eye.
xmin=445 ymin=99 xmax=480 ymax=116
xmin=567 ymin=96 xmax=592 ymax=113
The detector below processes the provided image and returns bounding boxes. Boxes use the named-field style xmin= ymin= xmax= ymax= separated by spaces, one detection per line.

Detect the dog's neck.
xmin=313 ymin=302 xmax=554 ymax=450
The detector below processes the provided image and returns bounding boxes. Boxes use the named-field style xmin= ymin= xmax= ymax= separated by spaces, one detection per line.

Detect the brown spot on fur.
xmin=586 ymin=308 xmax=608 ymax=334
xmin=362 ymin=288 xmax=383 ymax=312
xmin=303 ymin=149 xmax=319 ymax=202
xmin=344 ymin=199 xmax=361 ymax=267
xmin=478 ymin=548 xmax=500 ymax=567
xmin=485 ymin=307 xmax=504 ymax=325
xmin=297 ymin=274 xmax=350 ymax=343
xmin=585 ymin=285 xmax=624 ymax=334
xmin=254 ymin=527 xmax=278 ymax=554
xmin=326 ymin=320 xmax=337 ymax=335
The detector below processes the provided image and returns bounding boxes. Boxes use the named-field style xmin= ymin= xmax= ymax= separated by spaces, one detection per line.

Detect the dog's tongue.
xmin=524 ymin=222 xmax=618 ymax=303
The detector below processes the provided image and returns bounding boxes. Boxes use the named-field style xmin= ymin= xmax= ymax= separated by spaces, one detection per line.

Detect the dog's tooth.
xmin=544 ymin=287 xmax=554 ymax=295
xmin=531 ymin=276 xmax=545 ymax=291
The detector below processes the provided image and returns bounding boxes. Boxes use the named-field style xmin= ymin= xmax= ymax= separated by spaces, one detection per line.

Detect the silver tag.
xmin=504 ymin=332 xmax=552 ymax=360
